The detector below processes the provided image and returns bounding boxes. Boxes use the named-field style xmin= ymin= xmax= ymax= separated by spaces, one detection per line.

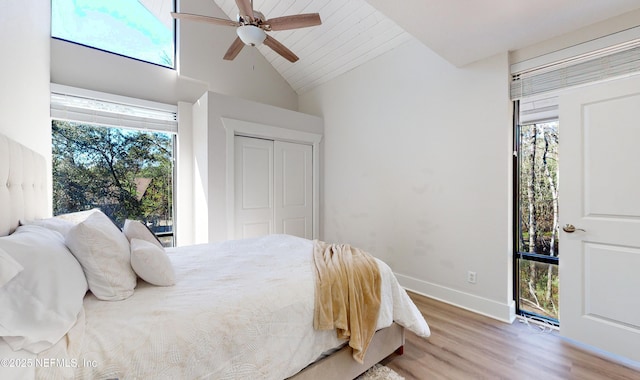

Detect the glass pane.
xmin=52 ymin=0 xmax=175 ymax=68
xmin=52 ymin=120 xmax=174 ymax=246
xmin=518 ymin=259 xmax=559 ymax=320
xmin=518 ymin=121 xmax=559 ymax=257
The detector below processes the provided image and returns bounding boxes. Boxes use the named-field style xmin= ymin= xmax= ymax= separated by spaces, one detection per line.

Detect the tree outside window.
xmin=52 ymin=120 xmax=174 ymax=246
xmin=517 ymin=121 xmax=559 ymax=321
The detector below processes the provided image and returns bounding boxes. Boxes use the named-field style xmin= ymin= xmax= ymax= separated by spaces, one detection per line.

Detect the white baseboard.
xmin=395 ymin=273 xmax=516 ymax=324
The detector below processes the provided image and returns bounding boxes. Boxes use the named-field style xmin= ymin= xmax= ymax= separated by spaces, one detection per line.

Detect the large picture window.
xmin=51 ymin=0 xmax=175 ymax=68
xmin=50 ymin=85 xmax=178 ymax=246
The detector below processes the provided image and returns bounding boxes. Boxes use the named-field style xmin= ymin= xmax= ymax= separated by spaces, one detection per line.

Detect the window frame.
xmin=50 ymin=85 xmax=178 ymax=246
xmin=512 ymin=99 xmax=560 ymax=325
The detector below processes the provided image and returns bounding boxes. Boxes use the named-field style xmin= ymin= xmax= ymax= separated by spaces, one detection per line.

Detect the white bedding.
xmin=25 ymin=234 xmax=429 ymax=380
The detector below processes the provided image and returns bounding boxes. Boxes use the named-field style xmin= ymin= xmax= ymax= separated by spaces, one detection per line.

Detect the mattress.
xmin=15 ymin=234 xmax=428 ymax=379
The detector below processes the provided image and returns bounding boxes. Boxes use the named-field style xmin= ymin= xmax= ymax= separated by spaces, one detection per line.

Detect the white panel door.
xmin=559 ymin=75 xmax=640 ymax=361
xmin=274 ymin=141 xmax=313 ymax=239
xmin=234 ymin=136 xmax=273 ymax=239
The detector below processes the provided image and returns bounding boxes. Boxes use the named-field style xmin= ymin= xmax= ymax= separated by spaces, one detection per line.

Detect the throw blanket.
xmin=312 ymin=240 xmax=381 ymax=363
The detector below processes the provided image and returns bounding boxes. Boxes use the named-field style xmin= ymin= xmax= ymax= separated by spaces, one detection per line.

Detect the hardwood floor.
xmin=382 ymin=292 xmax=640 ymax=380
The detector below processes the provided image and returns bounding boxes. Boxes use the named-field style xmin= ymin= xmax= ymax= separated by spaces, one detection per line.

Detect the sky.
xmin=51 ymin=0 xmax=174 ymax=67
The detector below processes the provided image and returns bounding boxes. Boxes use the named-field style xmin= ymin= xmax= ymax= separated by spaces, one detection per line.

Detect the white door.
xmin=274 ymin=141 xmax=313 ymax=239
xmin=559 ymin=75 xmax=640 ymax=361
xmin=234 ymin=136 xmax=313 ymax=239
xmin=234 ymin=136 xmax=274 ymax=239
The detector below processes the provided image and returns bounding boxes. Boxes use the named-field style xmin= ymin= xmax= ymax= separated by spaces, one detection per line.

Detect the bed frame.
xmin=0 ymin=133 xmax=405 ymax=380
xmin=289 ymin=322 xmax=404 ymax=379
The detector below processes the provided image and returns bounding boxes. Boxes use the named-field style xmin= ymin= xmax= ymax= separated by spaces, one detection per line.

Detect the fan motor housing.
xmin=238 ymin=10 xmax=265 ymax=25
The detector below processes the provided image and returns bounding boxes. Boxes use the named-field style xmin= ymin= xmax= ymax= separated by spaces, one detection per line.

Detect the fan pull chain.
xmin=252 ymin=48 xmax=255 ymax=71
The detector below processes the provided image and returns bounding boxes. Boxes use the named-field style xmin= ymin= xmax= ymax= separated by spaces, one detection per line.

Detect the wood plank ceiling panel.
xmin=211 ymin=0 xmax=412 ymax=94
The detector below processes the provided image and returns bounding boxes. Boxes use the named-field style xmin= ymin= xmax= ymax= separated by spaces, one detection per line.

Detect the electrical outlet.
xmin=467 ymin=271 xmax=477 ymax=284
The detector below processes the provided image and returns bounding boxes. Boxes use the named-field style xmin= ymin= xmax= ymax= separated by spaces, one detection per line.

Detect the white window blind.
xmin=50 ymin=84 xmax=178 ymax=133
xmin=511 ymin=40 xmax=640 ymax=100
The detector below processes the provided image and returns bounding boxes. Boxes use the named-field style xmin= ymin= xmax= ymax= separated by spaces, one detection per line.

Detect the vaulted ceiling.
xmin=213 ymin=0 xmax=411 ymax=94
xmin=207 ymin=0 xmax=640 ymax=94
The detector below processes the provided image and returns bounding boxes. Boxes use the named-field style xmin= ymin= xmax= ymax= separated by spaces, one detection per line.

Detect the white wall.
xmin=192 ymin=93 xmax=210 ymax=244
xmin=176 ymin=101 xmax=195 ymax=246
xmin=193 ymin=92 xmax=323 ymax=244
xmin=0 ymin=0 xmax=51 ymax=156
xmin=50 ymin=39 xmax=205 ymax=106
xmin=0 ymin=0 xmax=52 ymax=214
xmin=299 ymin=39 xmax=515 ymax=321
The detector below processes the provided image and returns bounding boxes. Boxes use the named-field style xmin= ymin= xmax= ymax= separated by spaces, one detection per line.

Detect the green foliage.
xmin=519 ymin=261 xmax=559 ymax=320
xmin=52 ymin=120 xmax=173 ymax=230
xmin=518 ymin=121 xmax=559 ymax=256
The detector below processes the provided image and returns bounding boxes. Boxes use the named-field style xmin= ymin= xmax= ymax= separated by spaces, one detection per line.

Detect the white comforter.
xmin=31 ymin=234 xmax=429 ymax=379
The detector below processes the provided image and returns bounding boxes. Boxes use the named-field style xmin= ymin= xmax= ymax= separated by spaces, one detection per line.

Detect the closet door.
xmin=274 ymin=141 xmax=313 ymax=239
xmin=234 ymin=136 xmax=274 ymax=239
xmin=234 ymin=137 xmax=313 ymax=240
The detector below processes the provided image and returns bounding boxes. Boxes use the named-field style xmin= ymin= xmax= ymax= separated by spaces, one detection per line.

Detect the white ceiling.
xmin=208 ymin=0 xmax=640 ymax=94
xmin=366 ymin=0 xmax=640 ymax=67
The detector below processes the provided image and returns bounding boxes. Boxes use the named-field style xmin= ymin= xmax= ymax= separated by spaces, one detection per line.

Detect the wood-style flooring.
xmin=382 ymin=292 xmax=640 ymax=380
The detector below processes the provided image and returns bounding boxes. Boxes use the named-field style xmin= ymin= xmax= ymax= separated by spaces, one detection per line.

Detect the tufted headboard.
xmin=0 ymin=133 xmax=49 ymax=236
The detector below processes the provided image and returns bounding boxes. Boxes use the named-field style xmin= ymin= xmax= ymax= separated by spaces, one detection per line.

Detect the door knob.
xmin=563 ymin=224 xmax=585 ymax=233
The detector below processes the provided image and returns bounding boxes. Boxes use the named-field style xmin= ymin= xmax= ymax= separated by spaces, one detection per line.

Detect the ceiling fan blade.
xmin=223 ymin=37 xmax=245 ymax=61
xmin=266 ymin=13 xmax=321 ymax=31
xmin=235 ymin=0 xmax=254 ymax=19
xmin=263 ymin=35 xmax=299 ymax=63
xmin=171 ymin=12 xmax=239 ymax=27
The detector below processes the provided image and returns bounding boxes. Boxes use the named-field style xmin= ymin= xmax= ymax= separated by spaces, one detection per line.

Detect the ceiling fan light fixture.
xmin=237 ymin=25 xmax=266 ymax=46
xmin=172 ymin=3 xmax=321 ymax=62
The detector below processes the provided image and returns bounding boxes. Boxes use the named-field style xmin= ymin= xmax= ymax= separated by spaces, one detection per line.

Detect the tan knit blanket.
xmin=312 ymin=240 xmax=381 ymax=363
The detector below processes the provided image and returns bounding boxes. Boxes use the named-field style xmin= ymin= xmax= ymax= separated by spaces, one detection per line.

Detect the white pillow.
xmin=54 ymin=208 xmax=101 ymax=224
xmin=130 ymin=238 xmax=175 ymax=286
xmin=21 ymin=208 xmax=101 ymax=239
xmin=66 ymin=211 xmax=137 ymax=301
xmin=0 ymin=225 xmax=87 ymax=354
xmin=20 ymin=217 xmax=75 ymax=238
xmin=0 ymin=248 xmax=23 ymax=287
xmin=123 ymin=219 xmax=164 ymax=250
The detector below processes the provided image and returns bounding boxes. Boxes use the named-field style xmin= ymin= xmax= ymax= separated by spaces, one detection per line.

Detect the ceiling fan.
xmin=172 ymin=0 xmax=322 ymax=63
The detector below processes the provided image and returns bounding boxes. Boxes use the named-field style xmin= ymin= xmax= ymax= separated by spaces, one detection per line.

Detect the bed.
xmin=0 ymin=133 xmax=430 ymax=380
